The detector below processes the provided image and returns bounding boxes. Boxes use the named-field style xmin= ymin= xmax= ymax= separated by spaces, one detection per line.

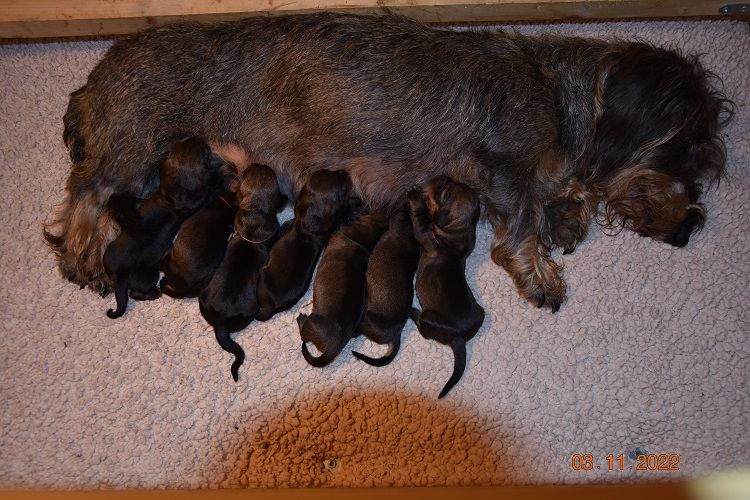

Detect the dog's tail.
xmin=106 ymin=279 xmax=129 ymax=319
xmin=213 ymin=325 xmax=245 ymax=382
xmin=438 ymin=336 xmax=467 ymax=399
xmin=63 ymin=86 xmax=88 ymax=164
xmin=353 ymin=335 xmax=401 ymax=367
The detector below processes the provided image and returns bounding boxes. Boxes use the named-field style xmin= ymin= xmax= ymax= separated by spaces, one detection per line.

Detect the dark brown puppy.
xmin=409 ymin=176 xmax=485 ymax=399
xmin=102 ymin=138 xmax=219 ymax=318
xmin=255 ymin=169 xmax=357 ymax=321
xmin=159 ymin=189 xmax=236 ymax=298
xmin=298 ymin=212 xmax=388 ymax=367
xmin=353 ymin=205 xmax=420 ymax=367
xmin=199 ymin=164 xmax=286 ymax=381
xmin=48 ymin=14 xmax=732 ymax=314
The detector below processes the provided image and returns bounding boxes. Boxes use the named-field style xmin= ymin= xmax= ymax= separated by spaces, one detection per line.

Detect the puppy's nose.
xmin=666 ymin=208 xmax=704 ymax=248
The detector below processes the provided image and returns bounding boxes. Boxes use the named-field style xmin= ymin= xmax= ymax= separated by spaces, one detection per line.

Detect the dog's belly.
xmin=211 ymin=141 xmax=462 ymax=209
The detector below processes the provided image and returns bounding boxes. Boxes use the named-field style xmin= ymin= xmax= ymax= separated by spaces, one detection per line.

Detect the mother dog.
xmin=45 ymin=13 xmax=731 ymax=311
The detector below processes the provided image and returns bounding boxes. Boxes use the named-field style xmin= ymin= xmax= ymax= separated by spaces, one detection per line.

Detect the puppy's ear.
xmin=348 ymin=195 xmax=364 ymax=216
xmin=407 ymin=186 xmax=424 ymax=203
xmin=296 ymin=313 xmax=308 ymax=328
xmin=425 ymin=179 xmax=448 ymax=215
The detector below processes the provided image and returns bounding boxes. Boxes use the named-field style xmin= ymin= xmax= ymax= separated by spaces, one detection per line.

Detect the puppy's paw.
xmin=406 ymin=186 xmax=424 ymax=202
xmin=129 ymin=288 xmax=161 ymax=301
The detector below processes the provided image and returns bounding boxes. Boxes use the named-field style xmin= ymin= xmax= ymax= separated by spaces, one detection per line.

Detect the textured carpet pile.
xmin=0 ymin=19 xmax=748 ymax=489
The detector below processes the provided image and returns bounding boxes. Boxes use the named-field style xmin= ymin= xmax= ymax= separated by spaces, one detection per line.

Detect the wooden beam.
xmin=0 ymin=0 xmax=733 ymax=39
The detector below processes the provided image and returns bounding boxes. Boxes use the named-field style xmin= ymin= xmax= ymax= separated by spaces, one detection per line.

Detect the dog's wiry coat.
xmin=46 ymin=13 xmax=732 ymax=310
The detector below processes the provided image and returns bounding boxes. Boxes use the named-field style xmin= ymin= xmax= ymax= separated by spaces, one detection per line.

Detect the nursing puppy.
xmin=353 ymin=205 xmax=420 ymax=367
xmin=103 ymin=138 xmax=218 ymax=318
xmin=199 ymin=164 xmax=286 ymax=382
xmin=255 ymin=169 xmax=357 ymax=321
xmin=159 ymin=189 xmax=236 ymax=298
xmin=409 ymin=176 xmax=485 ymax=399
xmin=298 ymin=212 xmax=388 ymax=367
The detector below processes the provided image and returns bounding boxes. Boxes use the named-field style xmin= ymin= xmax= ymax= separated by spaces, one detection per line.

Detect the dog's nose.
xmin=666 ymin=208 xmax=704 ymax=248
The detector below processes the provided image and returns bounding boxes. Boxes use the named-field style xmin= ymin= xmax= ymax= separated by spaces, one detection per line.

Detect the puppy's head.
xmin=160 ymin=138 xmax=217 ymax=212
xmin=295 ymin=169 xmax=359 ymax=233
xmin=424 ymin=176 xmax=480 ymax=234
xmin=238 ymin=163 xmax=286 ymax=213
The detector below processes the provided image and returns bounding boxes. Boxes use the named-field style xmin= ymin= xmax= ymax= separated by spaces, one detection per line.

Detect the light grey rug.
xmin=0 ymin=19 xmax=748 ymax=489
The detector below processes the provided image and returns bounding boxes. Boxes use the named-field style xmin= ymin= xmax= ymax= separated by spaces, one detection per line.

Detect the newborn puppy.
xmin=159 ymin=189 xmax=236 ymax=298
xmin=103 ymin=138 xmax=219 ymax=318
xmin=255 ymin=169 xmax=357 ymax=321
xmin=353 ymin=205 xmax=420 ymax=367
xmin=408 ymin=176 xmax=485 ymax=399
xmin=199 ymin=164 xmax=286 ymax=381
xmin=298 ymin=212 xmax=388 ymax=367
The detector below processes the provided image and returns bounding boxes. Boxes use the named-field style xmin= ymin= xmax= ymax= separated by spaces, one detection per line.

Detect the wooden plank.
xmin=0 ymin=483 xmax=692 ymax=500
xmin=0 ymin=0 xmax=733 ymax=39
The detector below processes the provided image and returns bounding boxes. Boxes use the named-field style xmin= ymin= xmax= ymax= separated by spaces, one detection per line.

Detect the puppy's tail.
xmin=213 ymin=326 xmax=245 ymax=382
xmin=63 ymin=85 xmax=87 ymax=163
xmin=302 ymin=341 xmax=340 ymax=368
xmin=106 ymin=279 xmax=129 ymax=319
xmin=353 ymin=335 xmax=401 ymax=367
xmin=299 ymin=316 xmax=351 ymax=368
xmin=438 ymin=336 xmax=467 ymax=400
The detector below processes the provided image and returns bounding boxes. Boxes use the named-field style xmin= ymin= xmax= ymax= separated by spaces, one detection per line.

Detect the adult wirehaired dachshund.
xmin=45 ymin=13 xmax=732 ymax=312
xmin=255 ymin=169 xmax=358 ymax=321
xmin=353 ymin=205 xmax=420 ymax=367
xmin=298 ymin=212 xmax=389 ymax=367
xmin=408 ymin=176 xmax=485 ymax=399
xmin=102 ymin=138 xmax=220 ymax=318
xmin=159 ymin=189 xmax=236 ymax=298
xmin=199 ymin=164 xmax=286 ymax=381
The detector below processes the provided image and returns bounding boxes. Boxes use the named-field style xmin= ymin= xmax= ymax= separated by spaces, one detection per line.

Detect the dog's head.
xmin=295 ymin=169 xmax=360 ymax=233
xmin=587 ymin=44 xmax=732 ymax=247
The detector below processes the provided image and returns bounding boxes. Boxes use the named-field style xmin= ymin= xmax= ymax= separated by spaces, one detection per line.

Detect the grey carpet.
xmin=0 ymin=19 xmax=748 ymax=489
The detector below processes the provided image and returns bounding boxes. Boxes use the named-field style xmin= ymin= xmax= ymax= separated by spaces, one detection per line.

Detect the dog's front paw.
xmin=531 ymin=288 xmax=564 ymax=314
